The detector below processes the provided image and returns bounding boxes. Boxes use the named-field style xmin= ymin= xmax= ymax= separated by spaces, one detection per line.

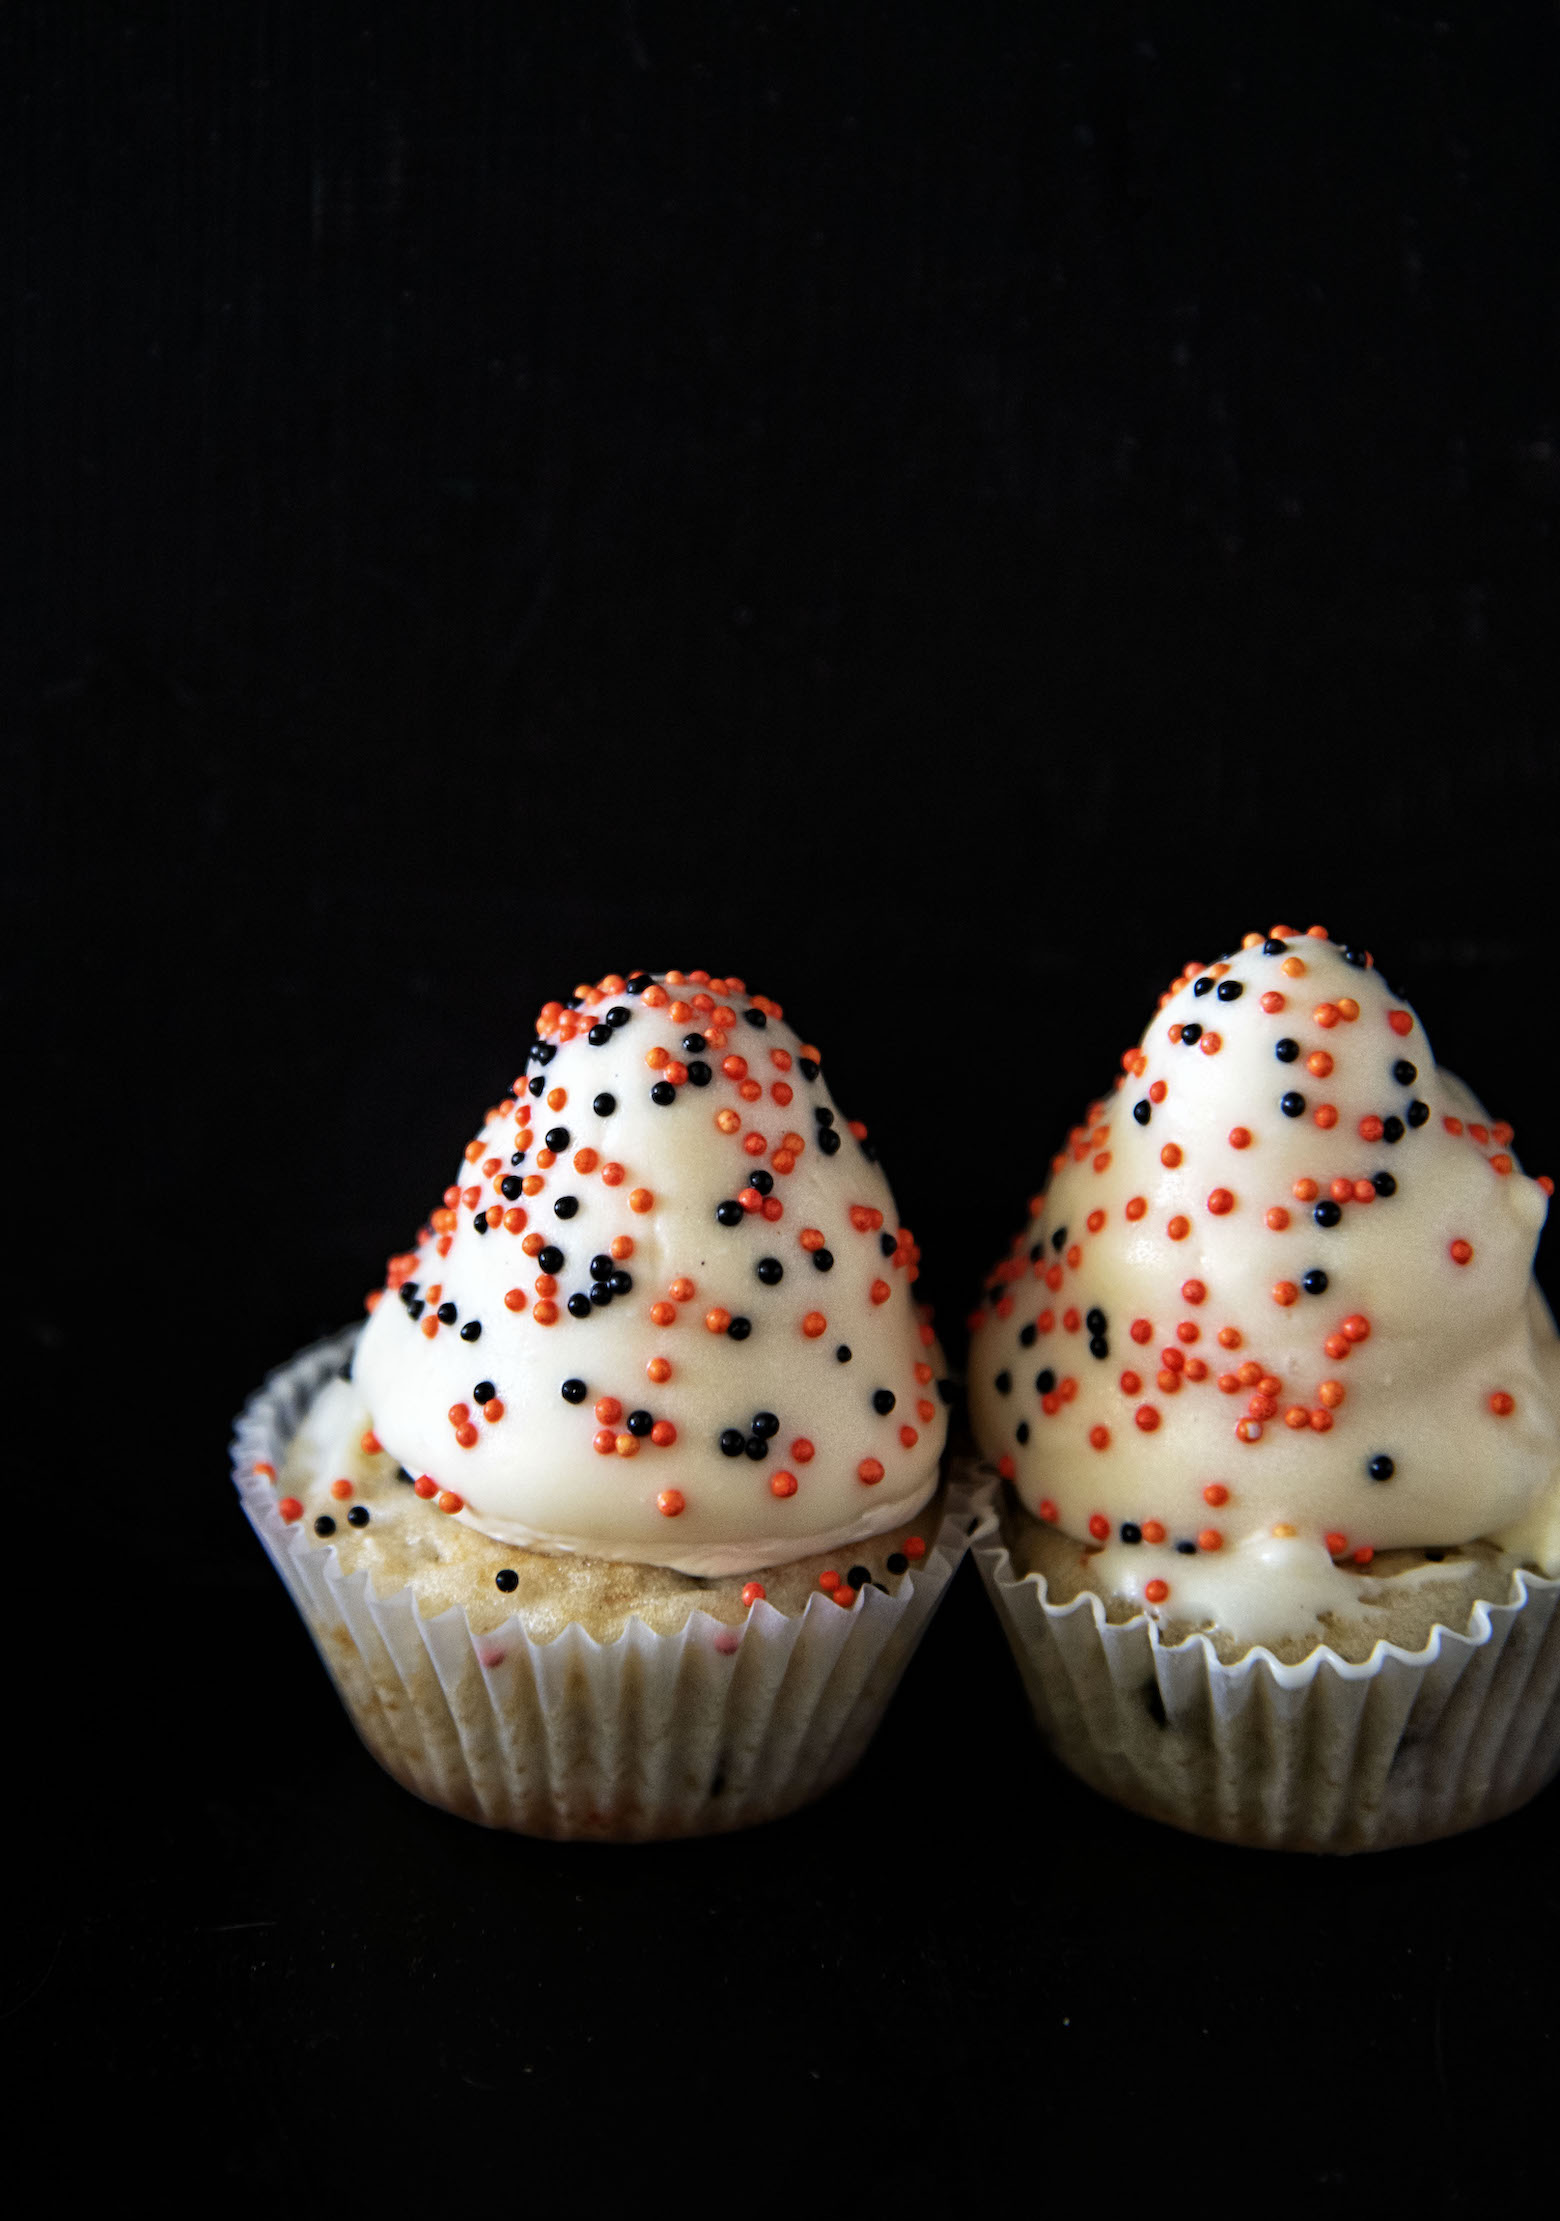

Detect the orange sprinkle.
xmin=1489 ymin=1390 xmax=1515 ymax=1415
xmin=614 ymin=1434 xmax=639 ymax=1458
xmin=532 ymin=1300 xmax=558 ymax=1325
xmin=1207 ymin=1188 xmax=1234 ymax=1215
xmin=1318 ymin=1380 xmax=1346 ymax=1408
xmin=1166 ymin=1216 xmax=1190 ymax=1241
xmin=1149 ymin=1081 xmax=1167 ymax=1104
xmin=870 ymin=1279 xmax=891 ymax=1304
xmin=1089 ymin=1425 xmax=1110 ymax=1449
xmin=704 ymin=1307 xmax=732 ymax=1334
xmin=858 ymin=1459 xmax=885 ymax=1485
xmin=413 ymin=1475 xmax=438 ymax=1499
xmin=1197 ymin=1529 xmax=1224 ymax=1552
xmin=1161 ymin=1143 xmax=1183 ymax=1168
xmin=670 ymin=1277 xmax=696 ymax=1302
xmin=1125 ymin=1197 xmax=1147 ymax=1221
xmin=1260 ymin=991 xmax=1285 ymax=1013
xmin=646 ymin=1356 xmax=672 ymax=1384
xmin=277 ymin=1496 xmax=304 ymax=1523
xmin=791 ymin=1438 xmax=815 ymax=1463
xmin=629 ymin=1187 xmax=654 ymax=1212
xmin=1135 ymin=1405 xmax=1160 ymax=1432
xmin=1217 ymin=1326 xmax=1242 ymax=1349
xmin=1450 ymin=1239 xmax=1474 ymax=1264
xmin=770 ymin=1471 xmax=798 ymax=1497
xmin=330 ymin=1477 xmax=354 ymax=1500
xmin=436 ymin=1490 xmax=465 ymax=1515
xmin=649 ymin=1301 xmax=676 ymax=1327
xmin=1342 ymin=1314 xmax=1371 ymax=1341
xmin=650 ymin=1420 xmax=677 ymax=1447
xmin=1144 ymin=1580 xmax=1170 ymax=1604
xmin=484 ymin=1400 xmax=505 ymax=1424
xmin=1281 ymin=956 xmax=1306 ymax=977
xmin=600 ymin=1162 xmax=625 ymax=1186
xmin=547 ymin=1087 xmax=567 ymax=1110
xmin=657 ymin=1490 xmax=686 ymax=1517
xmin=1292 ymin=1178 xmax=1319 ymax=1202
xmin=801 ymin=1311 xmax=828 ymax=1338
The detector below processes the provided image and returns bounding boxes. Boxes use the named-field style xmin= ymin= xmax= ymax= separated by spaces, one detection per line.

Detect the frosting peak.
xmin=353 ymin=969 xmax=946 ymax=1574
xmin=969 ymin=927 xmax=1560 ymax=1633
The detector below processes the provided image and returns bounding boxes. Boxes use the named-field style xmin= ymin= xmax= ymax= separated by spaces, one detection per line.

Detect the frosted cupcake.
xmin=969 ymin=924 xmax=1560 ymax=1852
xmin=234 ymin=967 xmax=985 ymax=1839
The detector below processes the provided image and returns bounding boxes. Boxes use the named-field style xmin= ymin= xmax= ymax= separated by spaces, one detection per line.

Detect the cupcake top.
xmin=352 ymin=969 xmax=946 ymax=1576
xmin=969 ymin=924 xmax=1560 ymax=1644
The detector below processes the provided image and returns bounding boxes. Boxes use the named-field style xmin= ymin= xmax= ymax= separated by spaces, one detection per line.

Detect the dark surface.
xmin=14 ymin=0 xmax=1559 ymax=2191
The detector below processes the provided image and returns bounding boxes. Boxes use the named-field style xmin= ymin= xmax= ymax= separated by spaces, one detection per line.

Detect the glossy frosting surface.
xmin=354 ymin=970 xmax=945 ymax=1575
xmin=969 ymin=927 xmax=1560 ymax=1644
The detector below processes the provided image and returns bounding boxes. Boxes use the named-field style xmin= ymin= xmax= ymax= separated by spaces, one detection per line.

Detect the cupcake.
xmin=234 ymin=967 xmax=986 ymax=1839
xmin=969 ymin=923 xmax=1560 ymax=1852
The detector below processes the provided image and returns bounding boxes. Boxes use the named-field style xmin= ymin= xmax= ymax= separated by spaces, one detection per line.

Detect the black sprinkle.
xmin=1302 ymin=1269 xmax=1329 ymax=1295
xmin=437 ymin=1302 xmax=457 ymax=1324
xmin=1382 ymin=1115 xmax=1405 ymax=1143
xmin=473 ymin=1212 xmax=488 ymax=1235
xmin=649 ymin=1081 xmax=677 ymax=1106
xmin=716 ymin=1200 xmax=745 ymax=1227
xmin=1085 ymin=1307 xmax=1106 ymax=1333
xmin=1015 ymin=1421 xmax=1030 ymax=1444
xmin=1392 ymin=1059 xmax=1418 ymax=1086
xmin=561 ymin=1378 xmax=587 ymax=1403
xmin=1180 ymin=1022 xmax=1203 ymax=1045
xmin=1373 ymin=1171 xmax=1398 ymax=1196
xmin=347 ymin=1505 xmax=370 ymax=1527
xmin=994 ymin=1370 xmax=1012 ymax=1394
xmin=886 ymin=1552 xmax=908 ymax=1575
xmin=473 ymin=1380 xmax=496 ymax=1403
xmin=1406 ymin=1101 xmax=1430 ymax=1129
xmin=1019 ymin=1323 xmax=1037 ymax=1348
xmin=798 ymin=1057 xmax=820 ymax=1082
xmin=719 ymin=1429 xmax=745 ymax=1457
xmin=1193 ymin=977 xmax=1214 ymax=997
xmin=814 ymin=1105 xmax=835 ymax=1127
xmin=749 ymin=1169 xmax=775 ymax=1195
xmin=1089 ymin=1337 xmax=1109 ymax=1359
xmin=538 ymin=1245 xmax=564 ymax=1273
xmin=743 ymin=1008 xmax=767 ymax=1028
xmin=626 ymin=1409 xmax=653 ymax=1436
xmin=495 ymin=1569 xmax=519 ymax=1592
xmin=728 ymin=1316 xmax=752 ymax=1340
xmin=500 ymin=1175 xmax=523 ymax=1200
xmin=625 ymin=974 xmax=651 ymax=994
xmin=1314 ymin=1202 xmax=1342 ymax=1228
xmin=1263 ymin=938 xmax=1287 ymax=955
xmin=528 ymin=1075 xmax=545 ymax=1097
xmin=1120 ymin=1522 xmax=1142 ymax=1544
xmin=607 ymin=1006 xmax=631 ymax=1028
xmin=593 ymin=1093 xmax=617 ymax=1117
xmin=1216 ymin=979 xmax=1244 ymax=1001
xmin=812 ymin=1248 xmax=834 ymax=1272
xmin=554 ymin=1196 xmax=579 ymax=1219
xmin=686 ymin=1061 xmax=711 ymax=1085
xmin=1368 ymin=1454 xmax=1396 ymax=1481
xmin=1035 ymin=1369 xmax=1056 ymax=1395
xmin=743 ymin=1433 xmax=768 ymax=1459
xmin=587 ymin=1023 xmax=612 ymax=1046
xmin=460 ymin=1321 xmax=482 ymax=1342
xmin=847 ymin=1565 xmax=871 ymax=1590
xmin=1342 ymin=947 xmax=1369 ymax=968
xmin=567 ymin=1294 xmax=592 ymax=1318
xmin=818 ymin=1127 xmax=841 ymax=1154
xmin=879 ymin=1231 xmax=897 ymax=1258
xmin=545 ymin=1127 xmax=570 ymax=1151
xmin=682 ymin=1033 xmax=707 ymax=1054
xmin=1175 ymin=1539 xmax=1198 ymax=1554
xmin=1133 ymin=1100 xmax=1152 ymax=1125
xmin=835 ymin=1344 xmax=852 ymax=1363
xmin=1275 ymin=1038 xmax=1300 ymax=1063
xmin=872 ymin=1389 xmax=896 ymax=1414
xmin=755 ymin=1257 xmax=783 ymax=1284
xmin=314 ymin=1515 xmax=336 ymax=1536
xmin=751 ymin=1411 xmax=779 ymax=1436
xmin=1281 ymin=1092 xmax=1306 ymax=1118
xmin=1052 ymin=1227 xmax=1067 ymax=1252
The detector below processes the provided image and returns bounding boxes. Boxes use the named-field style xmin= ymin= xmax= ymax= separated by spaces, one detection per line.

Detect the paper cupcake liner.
xmin=971 ymin=1470 xmax=1560 ymax=1853
xmin=232 ymin=1329 xmax=997 ymax=1840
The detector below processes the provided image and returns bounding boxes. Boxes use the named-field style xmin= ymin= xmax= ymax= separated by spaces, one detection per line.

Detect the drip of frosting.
xmin=352 ymin=969 xmax=946 ymax=1575
xmin=968 ymin=924 xmax=1560 ymax=1641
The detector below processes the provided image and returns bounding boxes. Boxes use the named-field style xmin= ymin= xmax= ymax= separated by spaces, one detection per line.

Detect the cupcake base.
xmin=234 ymin=1331 xmax=995 ymax=1840
xmin=974 ymin=1475 xmax=1560 ymax=1853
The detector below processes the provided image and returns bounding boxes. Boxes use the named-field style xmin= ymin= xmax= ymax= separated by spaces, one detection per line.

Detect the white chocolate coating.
xmin=969 ymin=930 xmax=1560 ymax=1644
xmin=353 ymin=971 xmax=946 ymax=1575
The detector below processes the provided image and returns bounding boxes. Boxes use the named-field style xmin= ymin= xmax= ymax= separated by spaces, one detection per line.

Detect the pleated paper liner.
xmin=233 ymin=1329 xmax=997 ymax=1840
xmin=972 ymin=1472 xmax=1560 ymax=1853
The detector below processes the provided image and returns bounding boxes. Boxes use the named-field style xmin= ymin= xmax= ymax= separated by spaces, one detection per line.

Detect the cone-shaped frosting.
xmin=353 ymin=969 xmax=946 ymax=1576
xmin=969 ymin=925 xmax=1560 ymax=1644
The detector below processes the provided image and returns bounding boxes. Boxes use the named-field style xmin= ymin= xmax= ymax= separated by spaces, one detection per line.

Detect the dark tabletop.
xmin=16 ymin=0 xmax=1559 ymax=2192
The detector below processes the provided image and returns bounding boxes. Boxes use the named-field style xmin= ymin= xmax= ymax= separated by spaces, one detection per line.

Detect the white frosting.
xmin=969 ymin=930 xmax=1560 ymax=1641
xmin=353 ymin=971 xmax=946 ymax=1574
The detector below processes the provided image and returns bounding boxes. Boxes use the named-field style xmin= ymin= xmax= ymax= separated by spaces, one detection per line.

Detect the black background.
xmin=15 ymin=0 xmax=1560 ymax=2194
